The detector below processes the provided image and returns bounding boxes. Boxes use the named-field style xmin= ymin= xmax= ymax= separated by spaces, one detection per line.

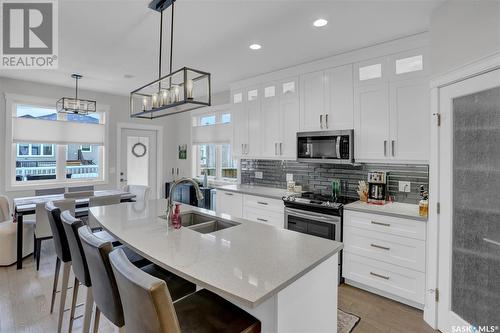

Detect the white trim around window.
xmin=4 ymin=93 xmax=110 ymax=191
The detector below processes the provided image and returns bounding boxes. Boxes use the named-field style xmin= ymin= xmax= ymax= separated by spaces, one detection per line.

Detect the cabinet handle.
xmin=320 ymin=115 xmax=323 ymax=129
xmin=391 ymin=140 xmax=395 ymax=157
xmin=225 ymin=193 xmax=234 ymax=196
xmin=371 ymin=221 xmax=391 ymax=227
xmin=275 ymin=143 xmax=278 ymax=156
xmin=257 ymin=218 xmax=268 ymax=222
xmin=484 ymin=238 xmax=500 ymax=246
xmin=279 ymin=143 xmax=283 ymax=155
xmin=370 ymin=243 xmax=390 ymax=251
xmin=325 ymin=114 xmax=328 ymax=129
xmin=384 ymin=140 xmax=387 ymax=157
xmin=257 ymin=201 xmax=268 ymax=205
xmin=370 ymin=272 xmax=390 ymax=280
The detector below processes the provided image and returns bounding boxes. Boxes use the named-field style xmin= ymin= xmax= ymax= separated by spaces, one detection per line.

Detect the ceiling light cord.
xmin=169 ymin=1 xmax=174 ymax=75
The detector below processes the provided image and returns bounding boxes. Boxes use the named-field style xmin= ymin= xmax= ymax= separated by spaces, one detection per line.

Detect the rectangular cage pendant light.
xmin=130 ymin=67 xmax=211 ymax=119
xmin=57 ymin=74 xmax=97 ymax=115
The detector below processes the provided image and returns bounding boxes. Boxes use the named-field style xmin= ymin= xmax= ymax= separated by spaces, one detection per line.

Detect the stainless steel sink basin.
xmin=187 ymin=220 xmax=240 ymax=234
xmin=180 ymin=212 xmax=215 ymax=227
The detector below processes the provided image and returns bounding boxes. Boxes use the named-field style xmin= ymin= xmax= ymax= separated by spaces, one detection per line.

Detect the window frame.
xmin=5 ymin=93 xmax=110 ymax=191
xmin=17 ymin=143 xmax=55 ymax=157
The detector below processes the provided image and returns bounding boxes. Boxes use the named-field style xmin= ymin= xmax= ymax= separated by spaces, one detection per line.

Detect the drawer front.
xmin=344 ymin=226 xmax=426 ymax=272
xmin=343 ymin=252 xmax=425 ymax=304
xmin=344 ymin=211 xmax=426 ymax=240
xmin=243 ymin=206 xmax=284 ymax=229
xmin=243 ymin=194 xmax=284 ymax=213
xmin=216 ymin=191 xmax=243 ymax=218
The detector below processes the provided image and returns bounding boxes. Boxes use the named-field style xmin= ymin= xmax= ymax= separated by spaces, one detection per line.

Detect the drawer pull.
xmin=370 ymin=272 xmax=390 ymax=280
xmin=224 ymin=193 xmax=234 ymax=196
xmin=257 ymin=201 xmax=268 ymax=205
xmin=257 ymin=218 xmax=268 ymax=222
xmin=370 ymin=243 xmax=390 ymax=251
xmin=371 ymin=221 xmax=391 ymax=227
xmin=484 ymin=238 xmax=500 ymax=246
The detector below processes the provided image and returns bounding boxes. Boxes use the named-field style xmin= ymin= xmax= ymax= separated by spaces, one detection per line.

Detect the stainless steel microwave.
xmin=297 ymin=130 xmax=354 ymax=164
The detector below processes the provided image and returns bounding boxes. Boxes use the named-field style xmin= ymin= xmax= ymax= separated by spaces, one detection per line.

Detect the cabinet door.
xmin=246 ymin=88 xmax=261 ymax=157
xmin=280 ymin=95 xmax=299 ymax=159
xmin=261 ymin=84 xmax=281 ymax=158
xmin=216 ymin=190 xmax=243 ymax=218
xmin=354 ymin=83 xmax=390 ymax=160
xmin=325 ymin=64 xmax=354 ymax=129
xmin=299 ymin=70 xmax=327 ymax=131
xmin=231 ymin=91 xmax=247 ymax=157
xmin=389 ymin=79 xmax=429 ymax=161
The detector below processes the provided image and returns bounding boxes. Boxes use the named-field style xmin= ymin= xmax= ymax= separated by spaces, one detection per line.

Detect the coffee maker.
xmin=367 ymin=171 xmax=387 ymax=205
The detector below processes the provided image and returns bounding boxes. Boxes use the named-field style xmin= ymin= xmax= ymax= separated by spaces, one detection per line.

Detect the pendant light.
xmin=130 ymin=0 xmax=212 ymax=119
xmin=56 ymin=74 xmax=97 ymax=115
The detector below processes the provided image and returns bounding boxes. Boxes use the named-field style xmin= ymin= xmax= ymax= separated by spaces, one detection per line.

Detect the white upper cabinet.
xmin=231 ymin=86 xmax=261 ymax=158
xmin=354 ymin=83 xmax=390 ymax=160
xmin=231 ymin=89 xmax=248 ymax=157
xmin=354 ymin=49 xmax=429 ymax=162
xmin=246 ymin=86 xmax=262 ymax=157
xmin=261 ymin=83 xmax=281 ymax=157
xmin=299 ymin=70 xmax=327 ymax=131
xmin=279 ymin=78 xmax=300 ymax=159
xmin=300 ymin=65 xmax=354 ymax=131
xmin=325 ymin=64 xmax=354 ymax=130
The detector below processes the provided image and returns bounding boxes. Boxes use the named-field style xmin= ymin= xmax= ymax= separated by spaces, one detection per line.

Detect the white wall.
xmin=0 ymin=77 xmax=173 ymax=200
xmin=430 ymin=0 xmax=500 ymax=76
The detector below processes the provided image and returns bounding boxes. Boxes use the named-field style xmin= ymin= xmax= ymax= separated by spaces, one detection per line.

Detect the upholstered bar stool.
xmin=78 ymin=225 xmax=196 ymax=333
xmin=45 ymin=201 xmax=74 ymax=333
xmin=110 ymin=248 xmax=261 ymax=333
xmin=87 ymin=194 xmax=121 ymax=230
xmin=126 ymin=185 xmax=152 ymax=202
xmin=34 ymin=199 xmax=75 ymax=270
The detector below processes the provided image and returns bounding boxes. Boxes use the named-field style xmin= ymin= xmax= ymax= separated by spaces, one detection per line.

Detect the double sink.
xmin=176 ymin=212 xmax=240 ymax=234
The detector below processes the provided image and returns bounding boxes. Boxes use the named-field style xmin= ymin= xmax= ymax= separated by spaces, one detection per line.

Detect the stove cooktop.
xmin=283 ymin=192 xmax=357 ymax=213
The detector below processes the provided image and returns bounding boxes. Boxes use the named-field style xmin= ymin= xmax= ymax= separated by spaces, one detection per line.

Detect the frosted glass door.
xmin=438 ymin=68 xmax=500 ymax=332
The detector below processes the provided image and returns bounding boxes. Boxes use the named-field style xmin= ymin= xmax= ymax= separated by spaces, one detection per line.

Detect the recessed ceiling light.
xmin=249 ymin=44 xmax=262 ymax=50
xmin=313 ymin=18 xmax=328 ymax=27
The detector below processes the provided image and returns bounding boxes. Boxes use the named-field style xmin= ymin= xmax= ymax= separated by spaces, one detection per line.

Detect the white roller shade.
xmin=191 ymin=123 xmax=232 ymax=144
xmin=13 ymin=118 xmax=105 ymax=145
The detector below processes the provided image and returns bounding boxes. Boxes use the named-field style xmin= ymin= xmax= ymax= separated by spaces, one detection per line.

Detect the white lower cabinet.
xmin=216 ymin=190 xmax=243 ymax=218
xmin=216 ymin=191 xmax=285 ymax=228
xmin=343 ymin=210 xmax=427 ymax=308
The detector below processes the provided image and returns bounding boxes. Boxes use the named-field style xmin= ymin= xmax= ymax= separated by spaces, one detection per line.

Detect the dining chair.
xmin=34 ymin=199 xmax=75 ymax=270
xmin=0 ymin=195 xmax=34 ymax=266
xmin=45 ymin=202 xmax=73 ymax=333
xmin=78 ymin=225 xmax=197 ymax=333
xmin=109 ymin=248 xmax=261 ymax=333
xmin=35 ymin=188 xmax=66 ymax=196
xmin=126 ymin=185 xmax=152 ymax=202
xmin=87 ymin=194 xmax=121 ymax=230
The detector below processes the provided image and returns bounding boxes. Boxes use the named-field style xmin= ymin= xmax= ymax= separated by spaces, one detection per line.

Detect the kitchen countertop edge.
xmin=344 ymin=201 xmax=428 ymax=222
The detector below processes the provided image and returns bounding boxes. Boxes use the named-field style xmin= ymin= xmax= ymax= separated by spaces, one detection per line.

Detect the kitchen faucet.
xmin=166 ymin=178 xmax=204 ymax=225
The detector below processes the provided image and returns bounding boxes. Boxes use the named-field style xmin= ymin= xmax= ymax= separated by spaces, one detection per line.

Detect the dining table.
xmin=13 ymin=189 xmax=135 ymax=270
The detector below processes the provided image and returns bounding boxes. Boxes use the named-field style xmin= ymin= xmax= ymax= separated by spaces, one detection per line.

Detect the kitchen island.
xmin=90 ymin=199 xmax=342 ymax=333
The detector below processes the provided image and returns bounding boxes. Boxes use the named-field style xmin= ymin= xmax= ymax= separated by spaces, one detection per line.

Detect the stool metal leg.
xmin=50 ymin=257 xmax=61 ymax=314
xmin=82 ymin=287 xmax=94 ymax=333
xmin=92 ymin=308 xmax=100 ymax=333
xmin=57 ymin=262 xmax=71 ymax=333
xmin=68 ymin=277 xmax=80 ymax=333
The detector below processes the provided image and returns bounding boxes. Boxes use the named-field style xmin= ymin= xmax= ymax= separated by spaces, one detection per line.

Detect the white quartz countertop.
xmin=344 ymin=200 xmax=427 ymax=221
xmin=215 ymin=184 xmax=292 ymax=200
xmin=90 ymin=199 xmax=343 ymax=308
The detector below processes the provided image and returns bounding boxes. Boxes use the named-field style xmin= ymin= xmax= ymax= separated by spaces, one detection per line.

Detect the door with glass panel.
xmin=438 ymin=68 xmax=500 ymax=332
xmin=120 ymin=128 xmax=157 ymax=198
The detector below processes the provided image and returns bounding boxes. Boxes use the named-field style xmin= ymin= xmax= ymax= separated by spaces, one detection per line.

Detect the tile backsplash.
xmin=240 ymin=160 xmax=429 ymax=204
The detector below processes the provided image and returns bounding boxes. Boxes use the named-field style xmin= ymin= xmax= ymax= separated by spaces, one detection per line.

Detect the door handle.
xmin=320 ymin=115 xmax=323 ymax=129
xmin=391 ymin=140 xmax=395 ymax=157
xmin=120 ymin=178 xmax=127 ymax=182
xmin=325 ymin=114 xmax=328 ymax=129
xmin=384 ymin=140 xmax=387 ymax=157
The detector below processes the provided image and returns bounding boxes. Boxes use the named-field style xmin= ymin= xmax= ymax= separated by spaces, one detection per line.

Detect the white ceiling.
xmin=0 ymin=0 xmax=443 ymax=96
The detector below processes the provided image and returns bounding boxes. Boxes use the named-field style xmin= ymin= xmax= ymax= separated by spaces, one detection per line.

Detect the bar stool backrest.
xmin=45 ymin=202 xmax=72 ymax=263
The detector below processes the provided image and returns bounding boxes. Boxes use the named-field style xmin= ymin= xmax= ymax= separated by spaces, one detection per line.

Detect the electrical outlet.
xmin=286 ymin=173 xmax=294 ymax=182
xmin=255 ymin=171 xmax=263 ymax=179
xmin=399 ymin=181 xmax=411 ymax=192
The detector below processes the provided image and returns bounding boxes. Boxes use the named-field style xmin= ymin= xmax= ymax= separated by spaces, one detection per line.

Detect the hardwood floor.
xmin=338 ymin=284 xmax=437 ymax=333
xmin=1 ymin=242 xmax=437 ymax=333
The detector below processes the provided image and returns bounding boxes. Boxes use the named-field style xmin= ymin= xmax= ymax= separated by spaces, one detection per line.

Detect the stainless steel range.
xmin=282 ymin=192 xmax=356 ymax=283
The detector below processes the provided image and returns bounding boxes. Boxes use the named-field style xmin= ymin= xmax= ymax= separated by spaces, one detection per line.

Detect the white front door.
xmin=437 ymin=68 xmax=500 ymax=332
xmin=120 ymin=128 xmax=158 ymax=198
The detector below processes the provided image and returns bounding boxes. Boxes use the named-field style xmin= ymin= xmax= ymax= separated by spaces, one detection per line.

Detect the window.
xmin=248 ymin=89 xmax=258 ymax=101
xmin=221 ymin=144 xmax=237 ymax=179
xmin=396 ymin=55 xmax=423 ymax=75
xmin=221 ymin=113 xmax=231 ymax=124
xmin=282 ymin=81 xmax=296 ymax=94
xmin=198 ymin=144 xmax=216 ymax=176
xmin=233 ymin=92 xmax=242 ymax=104
xmin=264 ymin=86 xmax=276 ymax=98
xmin=200 ymin=115 xmax=216 ymax=126
xmin=7 ymin=98 xmax=106 ymax=188
xmin=195 ymin=143 xmax=237 ymax=180
xmin=359 ymin=63 xmax=382 ymax=81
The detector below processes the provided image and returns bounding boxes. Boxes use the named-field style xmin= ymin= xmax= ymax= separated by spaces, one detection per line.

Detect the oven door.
xmin=284 ymin=207 xmax=341 ymax=241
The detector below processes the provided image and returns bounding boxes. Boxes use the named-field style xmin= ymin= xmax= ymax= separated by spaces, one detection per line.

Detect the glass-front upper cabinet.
xmin=388 ymin=48 xmax=428 ymax=80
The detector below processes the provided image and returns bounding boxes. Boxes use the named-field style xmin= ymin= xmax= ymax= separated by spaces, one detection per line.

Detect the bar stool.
xmin=78 ymin=225 xmax=196 ymax=333
xmin=87 ymin=194 xmax=121 ymax=230
xmin=45 ymin=201 xmax=73 ymax=333
xmin=109 ymin=248 xmax=261 ymax=333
